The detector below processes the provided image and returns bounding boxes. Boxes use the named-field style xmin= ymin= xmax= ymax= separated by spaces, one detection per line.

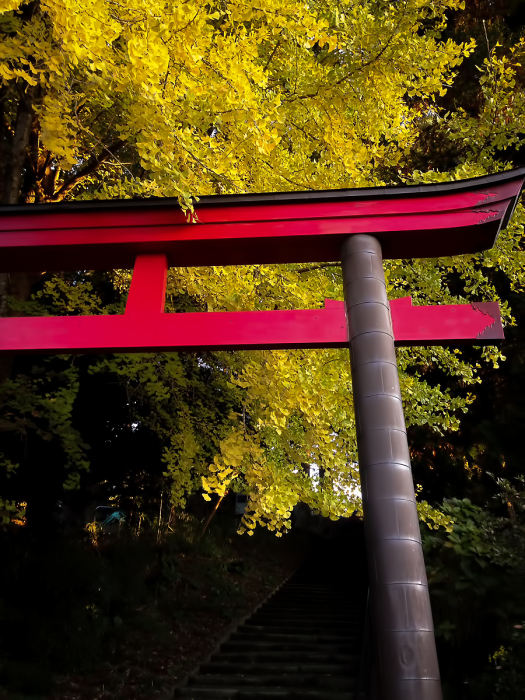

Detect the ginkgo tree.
xmin=1 ymin=0 xmax=524 ymax=534
xmin=0 ymin=0 xmax=472 ymax=205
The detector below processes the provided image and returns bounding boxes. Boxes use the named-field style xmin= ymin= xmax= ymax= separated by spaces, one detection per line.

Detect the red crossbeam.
xmin=0 ymin=255 xmax=503 ymax=354
xmin=1 ymin=170 xmax=524 ymax=271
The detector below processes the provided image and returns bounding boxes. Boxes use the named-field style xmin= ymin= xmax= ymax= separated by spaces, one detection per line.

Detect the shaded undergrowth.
xmin=0 ymin=515 xmax=308 ymax=700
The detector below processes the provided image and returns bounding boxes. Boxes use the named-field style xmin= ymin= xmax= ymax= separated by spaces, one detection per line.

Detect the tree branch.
xmin=285 ymin=5 xmax=408 ymax=103
xmin=49 ymin=138 xmax=126 ymax=202
xmin=264 ymin=39 xmax=281 ymax=72
xmin=296 ymin=263 xmax=340 ymax=274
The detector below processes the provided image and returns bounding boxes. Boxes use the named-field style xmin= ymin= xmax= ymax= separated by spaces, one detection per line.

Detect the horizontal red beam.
xmin=0 ymin=307 xmax=346 ymax=353
xmin=0 ymin=170 xmax=524 ymax=272
xmin=0 ymin=205 xmax=510 ymax=273
xmin=390 ymin=299 xmax=503 ymax=343
xmin=0 ymin=181 xmax=517 ymax=232
xmin=0 ymin=182 xmax=518 ymax=232
xmin=0 ymin=298 xmax=503 ymax=355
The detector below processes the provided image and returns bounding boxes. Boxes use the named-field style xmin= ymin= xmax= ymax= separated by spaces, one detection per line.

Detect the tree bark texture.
xmin=340 ymin=234 xmax=442 ymax=700
xmin=0 ymin=83 xmax=41 ymax=382
xmin=0 ymin=70 xmax=126 ymax=382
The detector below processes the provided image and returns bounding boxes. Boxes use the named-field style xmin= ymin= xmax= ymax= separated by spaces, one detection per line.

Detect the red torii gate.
xmin=1 ymin=168 xmax=524 ymax=700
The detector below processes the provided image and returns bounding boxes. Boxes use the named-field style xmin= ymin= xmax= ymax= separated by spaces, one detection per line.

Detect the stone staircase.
xmin=175 ymin=525 xmax=367 ymax=699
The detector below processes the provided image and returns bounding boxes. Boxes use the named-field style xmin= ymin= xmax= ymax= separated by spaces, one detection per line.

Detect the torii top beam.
xmin=0 ymin=168 xmax=524 ymax=272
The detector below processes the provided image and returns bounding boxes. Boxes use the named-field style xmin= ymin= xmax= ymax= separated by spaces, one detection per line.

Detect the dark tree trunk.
xmin=0 ymin=83 xmax=42 ymax=383
xmin=3 ymin=84 xmax=38 ymax=205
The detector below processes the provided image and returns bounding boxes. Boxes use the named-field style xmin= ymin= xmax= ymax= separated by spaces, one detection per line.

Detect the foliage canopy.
xmin=1 ymin=0 xmax=525 ymax=535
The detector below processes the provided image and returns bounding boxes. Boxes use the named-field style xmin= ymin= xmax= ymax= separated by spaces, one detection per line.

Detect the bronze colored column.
xmin=341 ymin=234 xmax=442 ymax=700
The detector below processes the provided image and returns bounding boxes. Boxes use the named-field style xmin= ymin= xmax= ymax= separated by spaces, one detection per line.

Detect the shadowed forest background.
xmin=1 ymin=0 xmax=525 ymax=698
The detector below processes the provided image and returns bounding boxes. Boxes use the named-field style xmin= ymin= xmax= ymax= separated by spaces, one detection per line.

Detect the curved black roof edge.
xmin=1 ymin=166 xmax=524 ymax=215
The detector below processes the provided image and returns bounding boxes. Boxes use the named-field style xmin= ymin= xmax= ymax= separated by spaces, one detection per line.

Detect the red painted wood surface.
xmin=0 ymin=297 xmax=503 ymax=355
xmin=0 ymin=252 xmax=504 ymax=354
xmin=390 ymin=298 xmax=503 ymax=343
xmin=0 ymin=170 xmax=523 ymax=272
xmin=125 ymin=253 xmax=167 ymax=315
xmin=0 ymin=183 xmax=516 ymax=233
xmin=0 ymin=204 xmax=510 ymax=272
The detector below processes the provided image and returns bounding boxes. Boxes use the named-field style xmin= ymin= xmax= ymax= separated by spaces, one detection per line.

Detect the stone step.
xmin=273 ymin=592 xmax=350 ymax=596
xmin=236 ymin=626 xmax=357 ymax=639
xmin=247 ymin=618 xmax=359 ymax=630
xmin=174 ymin=533 xmax=367 ymax=700
xmin=221 ymin=640 xmax=357 ymax=653
xmin=260 ymin=609 xmax=358 ymax=617
xmin=176 ymin=687 xmax=355 ymax=699
xmin=241 ymin=619 xmax=357 ymax=628
xmin=188 ymin=674 xmax=355 ymax=689
xmin=212 ymin=652 xmax=358 ymax=665
xmin=267 ymin=599 xmax=359 ymax=608
xmin=200 ymin=662 xmax=354 ymax=675
xmin=270 ymin=591 xmax=352 ymax=597
xmin=261 ymin=606 xmax=356 ymax=615
xmin=255 ymin=598 xmax=357 ymax=605
xmin=250 ymin=609 xmax=358 ymax=617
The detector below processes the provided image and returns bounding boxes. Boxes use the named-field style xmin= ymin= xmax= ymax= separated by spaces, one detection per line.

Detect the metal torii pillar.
xmin=342 ymin=235 xmax=439 ymax=699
